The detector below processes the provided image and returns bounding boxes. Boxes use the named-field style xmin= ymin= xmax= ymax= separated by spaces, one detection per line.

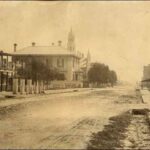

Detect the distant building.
xmin=141 ymin=64 xmax=150 ymax=89
xmin=12 ymin=29 xmax=87 ymax=82
xmin=142 ymin=64 xmax=150 ymax=81
xmin=80 ymin=50 xmax=91 ymax=81
xmin=0 ymin=51 xmax=14 ymax=91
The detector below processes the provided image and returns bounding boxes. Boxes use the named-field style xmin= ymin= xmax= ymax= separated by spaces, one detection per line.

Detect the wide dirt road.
xmin=0 ymin=85 xmax=145 ymax=149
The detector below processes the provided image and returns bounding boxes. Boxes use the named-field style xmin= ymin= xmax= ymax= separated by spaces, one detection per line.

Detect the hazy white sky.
xmin=0 ymin=1 xmax=150 ymax=83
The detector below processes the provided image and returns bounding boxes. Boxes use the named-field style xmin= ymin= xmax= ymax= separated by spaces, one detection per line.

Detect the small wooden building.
xmin=0 ymin=51 xmax=14 ymax=91
xmin=141 ymin=78 xmax=150 ymax=89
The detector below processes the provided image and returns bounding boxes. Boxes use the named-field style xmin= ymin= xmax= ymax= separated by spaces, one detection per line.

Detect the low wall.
xmin=13 ymin=79 xmax=45 ymax=95
xmin=13 ymin=79 xmax=83 ymax=94
xmin=50 ymin=80 xmax=83 ymax=89
xmin=89 ymin=83 xmax=112 ymax=88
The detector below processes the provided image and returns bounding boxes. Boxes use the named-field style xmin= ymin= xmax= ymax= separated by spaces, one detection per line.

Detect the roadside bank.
xmin=87 ymin=109 xmax=150 ymax=149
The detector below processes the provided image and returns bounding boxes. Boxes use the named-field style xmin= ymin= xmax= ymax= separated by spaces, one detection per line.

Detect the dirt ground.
xmin=123 ymin=113 xmax=150 ymax=149
xmin=0 ymin=85 xmax=148 ymax=149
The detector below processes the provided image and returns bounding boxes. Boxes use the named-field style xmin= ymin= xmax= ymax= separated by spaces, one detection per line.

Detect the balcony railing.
xmin=0 ymin=63 xmax=13 ymax=71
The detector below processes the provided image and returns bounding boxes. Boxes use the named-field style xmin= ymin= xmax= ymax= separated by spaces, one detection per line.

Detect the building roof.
xmin=141 ymin=78 xmax=150 ymax=82
xmin=0 ymin=51 xmax=12 ymax=56
xmin=12 ymin=46 xmax=82 ymax=58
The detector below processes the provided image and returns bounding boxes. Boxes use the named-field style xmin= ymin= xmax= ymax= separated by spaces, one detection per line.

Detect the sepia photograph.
xmin=0 ymin=1 xmax=150 ymax=149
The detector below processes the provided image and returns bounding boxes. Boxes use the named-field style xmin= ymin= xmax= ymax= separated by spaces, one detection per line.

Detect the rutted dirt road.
xmin=0 ymin=85 xmax=147 ymax=149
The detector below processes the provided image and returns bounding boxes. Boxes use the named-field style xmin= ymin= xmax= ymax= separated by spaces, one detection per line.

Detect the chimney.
xmin=14 ymin=43 xmax=17 ymax=52
xmin=32 ymin=42 xmax=35 ymax=46
xmin=52 ymin=42 xmax=54 ymax=46
xmin=58 ymin=40 xmax=62 ymax=46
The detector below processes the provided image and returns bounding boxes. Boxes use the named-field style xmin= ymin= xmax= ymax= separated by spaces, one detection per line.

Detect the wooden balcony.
xmin=0 ymin=64 xmax=14 ymax=72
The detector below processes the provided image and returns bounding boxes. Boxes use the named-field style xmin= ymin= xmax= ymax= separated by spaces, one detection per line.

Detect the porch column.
xmin=1 ymin=55 xmax=3 ymax=69
xmin=6 ymin=72 xmax=8 ymax=91
xmin=7 ymin=55 xmax=8 ymax=69
xmin=28 ymin=79 xmax=32 ymax=94
xmin=0 ymin=72 xmax=2 ymax=92
xmin=25 ymin=79 xmax=29 ymax=94
xmin=35 ymin=81 xmax=39 ymax=94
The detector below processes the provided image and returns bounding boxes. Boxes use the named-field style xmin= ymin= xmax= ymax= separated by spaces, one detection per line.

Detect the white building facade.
xmin=12 ymin=29 xmax=86 ymax=82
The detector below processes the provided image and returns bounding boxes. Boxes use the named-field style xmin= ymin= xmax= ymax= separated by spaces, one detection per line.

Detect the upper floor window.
xmin=3 ymin=58 xmax=7 ymax=68
xmin=46 ymin=59 xmax=48 ymax=66
xmin=57 ymin=58 xmax=60 ymax=67
xmin=45 ymin=58 xmax=53 ymax=67
xmin=73 ymin=58 xmax=74 ymax=68
xmin=57 ymin=58 xmax=64 ymax=68
xmin=0 ymin=56 xmax=2 ymax=67
xmin=49 ymin=59 xmax=52 ymax=67
xmin=62 ymin=59 xmax=64 ymax=67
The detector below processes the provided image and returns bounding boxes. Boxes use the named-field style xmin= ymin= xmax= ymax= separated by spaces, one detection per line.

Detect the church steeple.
xmin=67 ymin=28 xmax=75 ymax=51
xmin=87 ymin=50 xmax=91 ymax=63
xmin=86 ymin=50 xmax=91 ymax=73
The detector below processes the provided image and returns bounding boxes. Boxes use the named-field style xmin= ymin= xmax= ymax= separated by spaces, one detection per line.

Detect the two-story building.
xmin=12 ymin=29 xmax=84 ymax=82
xmin=0 ymin=51 xmax=14 ymax=91
xmin=141 ymin=64 xmax=150 ymax=89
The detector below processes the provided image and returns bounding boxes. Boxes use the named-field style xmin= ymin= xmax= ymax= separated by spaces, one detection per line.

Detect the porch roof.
xmin=141 ymin=79 xmax=150 ymax=82
xmin=0 ymin=51 xmax=12 ymax=56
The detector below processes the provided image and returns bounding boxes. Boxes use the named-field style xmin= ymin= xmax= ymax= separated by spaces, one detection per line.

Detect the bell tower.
xmin=67 ymin=28 xmax=75 ymax=51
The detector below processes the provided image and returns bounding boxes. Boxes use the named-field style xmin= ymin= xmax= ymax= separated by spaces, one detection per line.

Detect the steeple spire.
xmin=87 ymin=49 xmax=91 ymax=63
xmin=67 ymin=28 xmax=75 ymax=51
xmin=86 ymin=50 xmax=91 ymax=73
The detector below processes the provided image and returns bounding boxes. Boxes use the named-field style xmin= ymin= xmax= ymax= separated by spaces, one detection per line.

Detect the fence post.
xmin=26 ymin=79 xmax=29 ymax=94
xmin=13 ymin=78 xmax=18 ymax=94
xmin=28 ymin=79 xmax=32 ymax=94
xmin=35 ymin=81 xmax=39 ymax=94
xmin=41 ymin=80 xmax=44 ymax=93
xmin=39 ymin=80 xmax=43 ymax=93
xmin=20 ymin=79 xmax=25 ymax=94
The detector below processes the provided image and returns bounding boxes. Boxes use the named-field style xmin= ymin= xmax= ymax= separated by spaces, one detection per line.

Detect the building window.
xmin=3 ymin=58 xmax=7 ymax=69
xmin=0 ymin=56 xmax=1 ymax=68
xmin=57 ymin=58 xmax=64 ymax=68
xmin=73 ymin=58 xmax=74 ymax=68
xmin=46 ymin=59 xmax=48 ymax=66
xmin=46 ymin=58 xmax=53 ymax=67
xmin=57 ymin=58 xmax=60 ymax=67
xmin=49 ymin=59 xmax=52 ymax=67
xmin=62 ymin=59 xmax=64 ymax=68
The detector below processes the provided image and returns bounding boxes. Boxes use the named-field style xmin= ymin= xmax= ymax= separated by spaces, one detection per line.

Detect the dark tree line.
xmin=88 ymin=63 xmax=117 ymax=86
xmin=17 ymin=58 xmax=65 ymax=82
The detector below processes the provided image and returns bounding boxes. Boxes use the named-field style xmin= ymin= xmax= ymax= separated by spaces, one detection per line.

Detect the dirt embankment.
xmin=87 ymin=109 xmax=150 ymax=149
xmin=123 ymin=109 xmax=150 ymax=149
xmin=87 ymin=112 xmax=132 ymax=149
